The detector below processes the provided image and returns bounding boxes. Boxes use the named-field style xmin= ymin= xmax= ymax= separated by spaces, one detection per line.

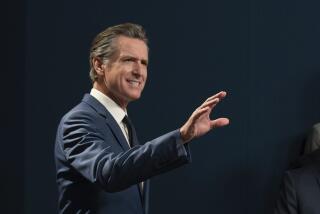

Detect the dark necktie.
xmin=123 ymin=116 xmax=144 ymax=195
xmin=122 ymin=116 xmax=134 ymax=147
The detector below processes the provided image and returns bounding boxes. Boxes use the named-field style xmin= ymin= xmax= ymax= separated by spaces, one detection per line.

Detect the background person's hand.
xmin=179 ymin=91 xmax=229 ymax=143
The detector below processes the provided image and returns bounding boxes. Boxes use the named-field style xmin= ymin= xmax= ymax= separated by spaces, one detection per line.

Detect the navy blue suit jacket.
xmin=274 ymin=149 xmax=320 ymax=214
xmin=55 ymin=94 xmax=191 ymax=214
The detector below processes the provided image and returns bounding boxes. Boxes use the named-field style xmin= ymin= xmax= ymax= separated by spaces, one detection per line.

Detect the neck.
xmin=93 ymin=81 xmax=128 ymax=110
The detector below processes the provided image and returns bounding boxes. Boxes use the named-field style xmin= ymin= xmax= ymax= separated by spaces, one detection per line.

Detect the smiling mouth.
xmin=127 ymin=79 xmax=141 ymax=87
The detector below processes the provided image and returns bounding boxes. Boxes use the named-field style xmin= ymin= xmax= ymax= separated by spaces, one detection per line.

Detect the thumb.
xmin=210 ymin=118 xmax=230 ymax=129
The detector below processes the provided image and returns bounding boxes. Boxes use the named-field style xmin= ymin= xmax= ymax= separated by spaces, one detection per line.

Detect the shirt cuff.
xmin=173 ymin=129 xmax=192 ymax=163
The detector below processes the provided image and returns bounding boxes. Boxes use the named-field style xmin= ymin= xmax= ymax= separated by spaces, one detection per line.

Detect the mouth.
xmin=127 ymin=79 xmax=141 ymax=87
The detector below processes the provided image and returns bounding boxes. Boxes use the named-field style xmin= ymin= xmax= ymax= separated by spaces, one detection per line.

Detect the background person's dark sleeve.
xmin=274 ymin=171 xmax=298 ymax=214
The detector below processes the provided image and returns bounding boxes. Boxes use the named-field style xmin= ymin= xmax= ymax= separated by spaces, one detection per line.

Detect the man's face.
xmin=103 ymin=36 xmax=148 ymax=107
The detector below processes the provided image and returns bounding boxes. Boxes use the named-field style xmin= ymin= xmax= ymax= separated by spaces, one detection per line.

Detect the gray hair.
xmin=304 ymin=123 xmax=320 ymax=154
xmin=89 ymin=23 xmax=148 ymax=82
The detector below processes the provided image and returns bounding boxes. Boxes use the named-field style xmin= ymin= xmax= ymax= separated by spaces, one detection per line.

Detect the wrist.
xmin=179 ymin=126 xmax=190 ymax=143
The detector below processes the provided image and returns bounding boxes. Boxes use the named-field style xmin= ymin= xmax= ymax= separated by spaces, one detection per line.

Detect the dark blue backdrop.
xmin=3 ymin=0 xmax=320 ymax=213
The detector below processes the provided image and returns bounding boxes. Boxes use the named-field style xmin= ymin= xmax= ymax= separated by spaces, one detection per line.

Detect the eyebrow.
xmin=121 ymin=55 xmax=148 ymax=65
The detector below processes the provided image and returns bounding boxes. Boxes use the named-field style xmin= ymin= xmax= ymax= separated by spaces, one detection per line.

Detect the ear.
xmin=92 ymin=57 xmax=107 ymax=76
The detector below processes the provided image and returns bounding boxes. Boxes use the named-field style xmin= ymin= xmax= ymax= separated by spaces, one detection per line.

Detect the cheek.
xmin=141 ymin=76 xmax=147 ymax=90
xmin=113 ymin=70 xmax=127 ymax=85
xmin=144 ymin=75 xmax=147 ymax=85
xmin=143 ymin=69 xmax=148 ymax=81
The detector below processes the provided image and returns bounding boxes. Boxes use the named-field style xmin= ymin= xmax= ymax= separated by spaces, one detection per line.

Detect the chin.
xmin=128 ymin=93 xmax=141 ymax=101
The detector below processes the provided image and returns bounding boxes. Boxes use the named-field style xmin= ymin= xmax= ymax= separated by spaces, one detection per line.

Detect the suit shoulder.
xmin=287 ymin=164 xmax=316 ymax=175
xmin=59 ymin=100 xmax=101 ymax=125
xmin=285 ymin=164 xmax=318 ymax=187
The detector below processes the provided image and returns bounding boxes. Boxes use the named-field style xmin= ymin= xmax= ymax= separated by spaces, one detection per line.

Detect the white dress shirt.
xmin=90 ymin=88 xmax=131 ymax=146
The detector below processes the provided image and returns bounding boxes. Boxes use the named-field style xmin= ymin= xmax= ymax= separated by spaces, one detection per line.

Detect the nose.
xmin=132 ymin=61 xmax=145 ymax=76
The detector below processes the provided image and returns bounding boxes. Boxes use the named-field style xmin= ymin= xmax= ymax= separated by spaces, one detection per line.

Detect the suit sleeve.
xmin=58 ymin=111 xmax=191 ymax=193
xmin=274 ymin=171 xmax=298 ymax=214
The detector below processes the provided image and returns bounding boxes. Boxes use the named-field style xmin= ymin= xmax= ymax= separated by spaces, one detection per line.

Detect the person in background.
xmin=275 ymin=123 xmax=320 ymax=214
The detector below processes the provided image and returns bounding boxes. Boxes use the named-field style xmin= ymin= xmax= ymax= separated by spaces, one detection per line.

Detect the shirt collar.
xmin=90 ymin=88 xmax=127 ymax=124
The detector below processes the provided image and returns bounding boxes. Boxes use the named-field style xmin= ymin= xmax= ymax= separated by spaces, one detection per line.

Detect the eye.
xmin=141 ymin=60 xmax=148 ymax=67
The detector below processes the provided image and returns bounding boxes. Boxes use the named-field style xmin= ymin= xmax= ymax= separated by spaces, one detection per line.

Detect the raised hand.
xmin=179 ymin=91 xmax=229 ymax=143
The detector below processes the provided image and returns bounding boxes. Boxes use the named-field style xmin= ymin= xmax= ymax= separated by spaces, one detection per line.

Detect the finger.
xmin=210 ymin=118 xmax=230 ymax=129
xmin=205 ymin=91 xmax=227 ymax=102
xmin=192 ymin=106 xmax=210 ymax=120
xmin=199 ymin=98 xmax=219 ymax=110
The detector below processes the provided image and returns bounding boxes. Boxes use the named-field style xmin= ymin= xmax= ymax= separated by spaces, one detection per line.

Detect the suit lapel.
xmin=82 ymin=94 xmax=144 ymax=204
xmin=105 ymin=114 xmax=131 ymax=151
xmin=82 ymin=94 xmax=130 ymax=151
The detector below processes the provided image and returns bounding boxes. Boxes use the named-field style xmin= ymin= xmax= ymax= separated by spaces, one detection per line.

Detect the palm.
xmin=180 ymin=91 xmax=229 ymax=142
xmin=192 ymin=111 xmax=212 ymax=137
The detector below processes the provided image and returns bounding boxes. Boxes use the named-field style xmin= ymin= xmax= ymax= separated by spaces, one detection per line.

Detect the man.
xmin=274 ymin=123 xmax=320 ymax=214
xmin=55 ymin=23 xmax=229 ymax=214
